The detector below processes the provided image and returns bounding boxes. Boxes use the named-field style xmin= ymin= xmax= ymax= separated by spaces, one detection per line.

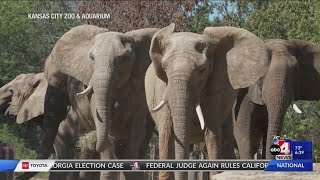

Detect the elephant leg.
xmin=251 ymin=106 xmax=268 ymax=159
xmin=124 ymin=108 xmax=148 ymax=180
xmin=205 ymin=92 xmax=237 ymax=159
xmin=139 ymin=112 xmax=156 ymax=159
xmin=126 ymin=113 xmax=146 ymax=158
xmin=79 ymin=150 xmax=100 ymax=180
xmin=50 ymin=113 xmax=80 ymax=180
xmin=99 ymin=149 xmax=119 ymax=180
xmin=222 ymin=113 xmax=235 ymax=159
xmin=261 ymin=126 xmax=267 ymax=159
xmin=158 ymin=113 xmax=175 ymax=180
xmin=79 ymin=169 xmax=100 ymax=180
xmin=234 ymin=93 xmax=256 ymax=159
xmin=205 ymin=89 xmax=237 ymax=177
xmin=39 ymin=72 xmax=69 ymax=159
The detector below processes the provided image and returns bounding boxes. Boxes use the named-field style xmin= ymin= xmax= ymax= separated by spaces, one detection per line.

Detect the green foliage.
xmin=187 ymin=2 xmax=212 ymax=33
xmin=0 ymin=0 xmax=79 ymax=83
xmin=0 ymin=0 xmax=79 ymax=160
xmin=244 ymin=0 xmax=320 ymax=42
xmin=0 ymin=122 xmax=37 ymax=159
xmin=210 ymin=0 xmax=253 ymax=27
xmin=283 ymin=102 xmax=320 ymax=157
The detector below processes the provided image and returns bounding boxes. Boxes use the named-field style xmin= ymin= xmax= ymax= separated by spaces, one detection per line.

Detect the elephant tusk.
xmin=196 ymin=104 xmax=205 ymax=130
xmin=151 ymin=100 xmax=166 ymax=112
xmin=76 ymin=85 xmax=93 ymax=96
xmin=292 ymin=103 xmax=302 ymax=114
xmin=4 ymin=108 xmax=10 ymax=116
xmin=114 ymin=101 xmax=119 ymax=108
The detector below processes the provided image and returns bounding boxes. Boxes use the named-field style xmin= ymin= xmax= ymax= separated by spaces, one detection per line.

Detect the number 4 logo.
xmin=279 ymin=140 xmax=291 ymax=155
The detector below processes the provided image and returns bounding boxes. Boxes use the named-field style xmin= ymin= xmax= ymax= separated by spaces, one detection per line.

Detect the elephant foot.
xmin=159 ymin=171 xmax=174 ymax=180
xmin=79 ymin=172 xmax=100 ymax=180
xmin=123 ymin=172 xmax=147 ymax=180
xmin=15 ymin=172 xmax=38 ymax=180
xmin=209 ymin=171 xmax=224 ymax=180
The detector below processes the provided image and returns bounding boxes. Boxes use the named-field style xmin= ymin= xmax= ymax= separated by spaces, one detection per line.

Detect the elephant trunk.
xmin=168 ymin=73 xmax=192 ymax=180
xmin=266 ymin=103 xmax=290 ymax=159
xmin=93 ymin=57 xmax=114 ymax=152
xmin=264 ymin=73 xmax=293 ymax=159
xmin=0 ymin=83 xmax=12 ymax=112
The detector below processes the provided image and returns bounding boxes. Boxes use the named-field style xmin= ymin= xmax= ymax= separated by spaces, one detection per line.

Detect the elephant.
xmin=145 ymin=23 xmax=270 ymax=180
xmin=35 ymin=24 xmax=159 ymax=180
xmin=0 ymin=72 xmax=98 ymax=180
xmin=0 ymin=73 xmax=47 ymax=125
xmin=233 ymin=39 xmax=320 ymax=159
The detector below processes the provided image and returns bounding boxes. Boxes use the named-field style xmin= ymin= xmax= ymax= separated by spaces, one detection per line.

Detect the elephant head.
xmin=148 ymin=24 xmax=269 ymax=179
xmin=52 ymin=25 xmax=159 ymax=152
xmin=0 ymin=73 xmax=47 ymax=123
xmin=246 ymin=39 xmax=320 ymax=159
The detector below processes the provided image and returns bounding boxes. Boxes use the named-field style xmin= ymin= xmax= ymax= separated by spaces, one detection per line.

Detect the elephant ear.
xmin=51 ymin=25 xmax=109 ymax=85
xmin=125 ymin=28 xmax=160 ymax=77
xmin=16 ymin=73 xmax=48 ymax=124
xmin=149 ymin=23 xmax=175 ymax=82
xmin=204 ymin=27 xmax=270 ymax=89
xmin=247 ymin=77 xmax=265 ymax=105
xmin=289 ymin=39 xmax=320 ymax=100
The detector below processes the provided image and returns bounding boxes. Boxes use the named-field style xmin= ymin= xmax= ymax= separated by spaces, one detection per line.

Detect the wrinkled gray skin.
xmin=145 ymin=24 xmax=270 ymax=180
xmin=33 ymin=25 xmax=159 ymax=180
xmin=0 ymin=73 xmax=99 ymax=180
xmin=234 ymin=39 xmax=320 ymax=159
xmin=0 ymin=73 xmax=47 ymax=124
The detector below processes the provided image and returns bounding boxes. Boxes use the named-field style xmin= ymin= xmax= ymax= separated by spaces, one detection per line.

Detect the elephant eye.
xmin=198 ymin=66 xmax=207 ymax=74
xmin=122 ymin=57 xmax=130 ymax=62
xmin=89 ymin=53 xmax=95 ymax=64
xmin=195 ymin=42 xmax=206 ymax=53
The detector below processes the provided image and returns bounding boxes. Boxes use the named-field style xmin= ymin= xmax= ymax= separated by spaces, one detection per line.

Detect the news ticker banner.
xmin=0 ymin=159 xmax=313 ymax=172
xmin=0 ymin=140 xmax=313 ymax=172
xmin=266 ymin=139 xmax=313 ymax=171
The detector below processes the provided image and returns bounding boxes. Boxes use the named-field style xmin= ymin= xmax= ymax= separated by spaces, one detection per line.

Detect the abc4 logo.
xmin=270 ymin=140 xmax=291 ymax=155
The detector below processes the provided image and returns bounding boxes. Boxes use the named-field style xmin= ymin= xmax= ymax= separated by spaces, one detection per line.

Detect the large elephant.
xmin=145 ymin=24 xmax=270 ymax=180
xmin=234 ymin=39 xmax=320 ymax=159
xmin=0 ymin=73 xmax=97 ymax=180
xmin=36 ymin=24 xmax=159 ymax=180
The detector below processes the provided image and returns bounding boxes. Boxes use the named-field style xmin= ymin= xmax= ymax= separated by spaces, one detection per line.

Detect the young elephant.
xmin=234 ymin=39 xmax=320 ymax=159
xmin=36 ymin=25 xmax=159 ymax=180
xmin=145 ymin=24 xmax=270 ymax=180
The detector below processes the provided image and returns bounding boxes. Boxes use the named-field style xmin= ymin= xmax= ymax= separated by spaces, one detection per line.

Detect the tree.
xmin=187 ymin=1 xmax=212 ymax=33
xmin=0 ymin=0 xmax=79 ymax=84
xmin=244 ymin=0 xmax=320 ymax=41
xmin=76 ymin=0 xmax=196 ymax=32
xmin=0 ymin=0 xmax=79 ymax=160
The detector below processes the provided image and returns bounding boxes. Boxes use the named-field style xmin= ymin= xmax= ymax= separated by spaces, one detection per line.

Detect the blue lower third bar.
xmin=0 ymin=160 xmax=20 ymax=172
xmin=265 ymin=160 xmax=313 ymax=171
